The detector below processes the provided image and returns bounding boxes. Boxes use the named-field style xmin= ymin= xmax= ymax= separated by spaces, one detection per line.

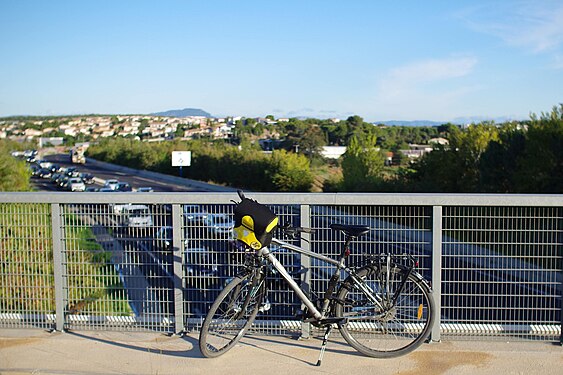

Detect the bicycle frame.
xmin=256 ymin=237 xmax=359 ymax=321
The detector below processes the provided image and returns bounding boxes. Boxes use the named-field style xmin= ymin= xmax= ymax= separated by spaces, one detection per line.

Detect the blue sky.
xmin=1 ymin=0 xmax=562 ymax=122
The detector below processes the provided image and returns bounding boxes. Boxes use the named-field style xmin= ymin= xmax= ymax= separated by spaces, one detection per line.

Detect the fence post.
xmin=51 ymin=203 xmax=66 ymax=332
xmin=300 ymin=204 xmax=311 ymax=339
xmin=431 ymin=205 xmax=442 ymax=342
xmin=171 ymin=204 xmax=185 ymax=334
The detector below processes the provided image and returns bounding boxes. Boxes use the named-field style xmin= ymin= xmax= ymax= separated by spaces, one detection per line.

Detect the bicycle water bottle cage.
xmin=330 ymin=224 xmax=370 ymax=237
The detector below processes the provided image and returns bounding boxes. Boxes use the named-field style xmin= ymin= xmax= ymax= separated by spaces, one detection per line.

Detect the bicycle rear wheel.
xmin=335 ymin=265 xmax=434 ymax=358
xmin=199 ymin=271 xmax=266 ymax=358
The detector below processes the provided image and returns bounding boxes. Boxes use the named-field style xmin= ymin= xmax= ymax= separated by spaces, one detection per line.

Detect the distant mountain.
xmin=451 ymin=115 xmax=526 ymax=124
xmin=151 ymin=108 xmax=213 ymax=118
xmin=373 ymin=120 xmax=446 ymax=127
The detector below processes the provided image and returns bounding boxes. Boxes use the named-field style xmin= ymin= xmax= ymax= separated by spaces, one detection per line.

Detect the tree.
xmin=409 ymin=123 xmax=499 ymax=192
xmin=478 ymin=123 xmax=526 ymax=192
xmin=340 ymin=135 xmax=386 ymax=191
xmin=0 ymin=141 xmax=31 ymax=191
xmin=514 ymin=104 xmax=563 ymax=193
xmin=269 ymin=150 xmax=313 ymax=191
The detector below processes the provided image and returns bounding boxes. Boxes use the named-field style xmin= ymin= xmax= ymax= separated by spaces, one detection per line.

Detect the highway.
xmin=31 ymin=153 xmax=213 ymax=192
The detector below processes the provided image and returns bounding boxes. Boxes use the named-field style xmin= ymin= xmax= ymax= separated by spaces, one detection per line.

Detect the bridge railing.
xmin=1 ymin=192 xmax=561 ymax=343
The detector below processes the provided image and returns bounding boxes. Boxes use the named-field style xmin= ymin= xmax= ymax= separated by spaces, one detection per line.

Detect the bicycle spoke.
xmin=336 ymin=265 xmax=434 ymax=358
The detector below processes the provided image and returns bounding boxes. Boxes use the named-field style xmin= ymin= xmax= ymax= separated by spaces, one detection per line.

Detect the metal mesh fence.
xmin=60 ymin=203 xmax=174 ymax=331
xmin=0 ymin=203 xmax=54 ymax=329
xmin=0 ymin=194 xmax=561 ymax=342
xmin=441 ymin=206 xmax=562 ymax=340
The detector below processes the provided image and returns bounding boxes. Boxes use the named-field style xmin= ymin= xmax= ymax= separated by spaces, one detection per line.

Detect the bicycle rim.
xmin=199 ymin=272 xmax=265 ymax=358
xmin=335 ymin=265 xmax=435 ymax=358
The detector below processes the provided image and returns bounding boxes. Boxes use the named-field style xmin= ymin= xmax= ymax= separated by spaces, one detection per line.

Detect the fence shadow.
xmin=66 ymin=330 xmax=203 ymax=359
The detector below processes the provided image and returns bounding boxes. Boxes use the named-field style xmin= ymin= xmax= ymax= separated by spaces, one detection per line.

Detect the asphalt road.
xmin=31 ymin=153 xmax=205 ymax=192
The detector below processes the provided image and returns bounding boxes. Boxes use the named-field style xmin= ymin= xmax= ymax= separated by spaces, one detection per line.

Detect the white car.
xmin=104 ymin=179 xmax=120 ymax=190
xmin=183 ymin=204 xmax=208 ymax=222
xmin=66 ymin=177 xmax=86 ymax=192
xmin=205 ymin=213 xmax=234 ymax=235
xmin=119 ymin=204 xmax=153 ymax=227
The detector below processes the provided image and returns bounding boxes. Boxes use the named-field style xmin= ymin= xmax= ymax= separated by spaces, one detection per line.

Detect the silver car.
xmin=67 ymin=177 xmax=85 ymax=192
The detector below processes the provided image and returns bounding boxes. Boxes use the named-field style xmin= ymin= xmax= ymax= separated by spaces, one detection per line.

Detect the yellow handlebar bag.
xmin=234 ymin=198 xmax=278 ymax=250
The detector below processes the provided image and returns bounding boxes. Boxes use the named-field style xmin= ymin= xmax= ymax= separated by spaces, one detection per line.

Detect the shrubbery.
xmin=87 ymin=139 xmax=314 ymax=192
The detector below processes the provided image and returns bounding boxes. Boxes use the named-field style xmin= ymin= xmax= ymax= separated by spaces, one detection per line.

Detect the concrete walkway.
xmin=1 ymin=329 xmax=562 ymax=375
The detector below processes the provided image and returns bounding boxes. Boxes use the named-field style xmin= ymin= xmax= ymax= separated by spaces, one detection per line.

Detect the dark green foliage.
xmin=405 ymin=105 xmax=563 ymax=193
xmin=0 ymin=140 xmax=32 ymax=192
xmin=87 ymin=138 xmax=313 ymax=192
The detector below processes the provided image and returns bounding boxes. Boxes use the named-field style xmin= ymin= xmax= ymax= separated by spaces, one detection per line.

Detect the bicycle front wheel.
xmin=335 ymin=265 xmax=435 ymax=358
xmin=199 ymin=271 xmax=266 ymax=358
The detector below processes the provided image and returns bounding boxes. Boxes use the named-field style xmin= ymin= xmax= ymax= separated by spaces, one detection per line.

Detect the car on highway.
xmin=183 ymin=204 xmax=208 ymax=222
xmin=115 ymin=182 xmax=132 ymax=192
xmin=137 ymin=187 xmax=154 ymax=193
xmin=205 ymin=213 xmax=234 ymax=236
xmin=104 ymin=179 xmax=120 ymax=190
xmin=38 ymin=168 xmax=52 ymax=179
xmin=117 ymin=204 xmax=153 ymax=227
xmin=80 ymin=173 xmax=94 ymax=184
xmin=66 ymin=177 xmax=86 ymax=192
xmin=154 ymin=226 xmax=221 ymax=279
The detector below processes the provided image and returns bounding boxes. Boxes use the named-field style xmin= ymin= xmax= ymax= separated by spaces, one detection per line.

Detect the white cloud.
xmin=372 ymin=56 xmax=480 ymax=120
xmin=459 ymin=1 xmax=563 ymax=53
xmin=378 ymin=56 xmax=477 ymax=97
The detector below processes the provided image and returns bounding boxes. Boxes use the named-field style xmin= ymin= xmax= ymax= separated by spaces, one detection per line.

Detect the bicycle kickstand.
xmin=315 ymin=324 xmax=333 ymax=366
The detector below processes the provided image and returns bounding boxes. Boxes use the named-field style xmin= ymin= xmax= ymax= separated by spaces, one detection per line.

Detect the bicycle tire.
xmin=335 ymin=264 xmax=435 ymax=358
xmin=199 ymin=271 xmax=266 ymax=358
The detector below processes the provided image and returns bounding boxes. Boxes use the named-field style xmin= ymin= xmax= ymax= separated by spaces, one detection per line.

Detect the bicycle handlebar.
xmin=279 ymin=223 xmax=315 ymax=238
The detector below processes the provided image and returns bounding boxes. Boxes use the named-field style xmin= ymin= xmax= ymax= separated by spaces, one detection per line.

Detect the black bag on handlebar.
xmin=233 ymin=198 xmax=278 ymax=250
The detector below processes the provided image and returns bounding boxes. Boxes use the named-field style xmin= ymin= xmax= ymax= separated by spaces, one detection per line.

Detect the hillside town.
xmin=0 ymin=115 xmax=245 ymax=144
xmin=0 ymin=114 xmax=449 ymax=162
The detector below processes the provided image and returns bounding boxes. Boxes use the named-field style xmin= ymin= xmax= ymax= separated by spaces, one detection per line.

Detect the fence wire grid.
xmin=0 ymin=193 xmax=561 ymax=343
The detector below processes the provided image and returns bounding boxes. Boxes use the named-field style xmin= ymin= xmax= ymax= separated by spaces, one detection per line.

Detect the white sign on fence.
xmin=171 ymin=151 xmax=191 ymax=167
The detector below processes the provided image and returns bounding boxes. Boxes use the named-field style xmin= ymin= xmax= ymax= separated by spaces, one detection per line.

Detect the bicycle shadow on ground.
xmin=65 ymin=331 xmax=365 ymax=366
xmin=237 ymin=334 xmax=367 ymax=366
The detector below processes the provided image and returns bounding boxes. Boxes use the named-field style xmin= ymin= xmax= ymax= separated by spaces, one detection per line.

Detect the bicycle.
xmin=198 ymin=191 xmax=435 ymax=365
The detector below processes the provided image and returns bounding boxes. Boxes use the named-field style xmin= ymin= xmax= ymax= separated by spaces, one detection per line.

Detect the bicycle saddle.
xmin=330 ymin=224 xmax=370 ymax=237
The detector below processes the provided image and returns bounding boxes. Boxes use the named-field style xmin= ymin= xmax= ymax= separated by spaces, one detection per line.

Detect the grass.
xmin=0 ymin=203 xmax=133 ymax=317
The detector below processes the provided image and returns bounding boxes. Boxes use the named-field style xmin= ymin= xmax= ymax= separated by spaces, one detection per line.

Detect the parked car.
xmin=104 ymin=179 xmax=120 ymax=190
